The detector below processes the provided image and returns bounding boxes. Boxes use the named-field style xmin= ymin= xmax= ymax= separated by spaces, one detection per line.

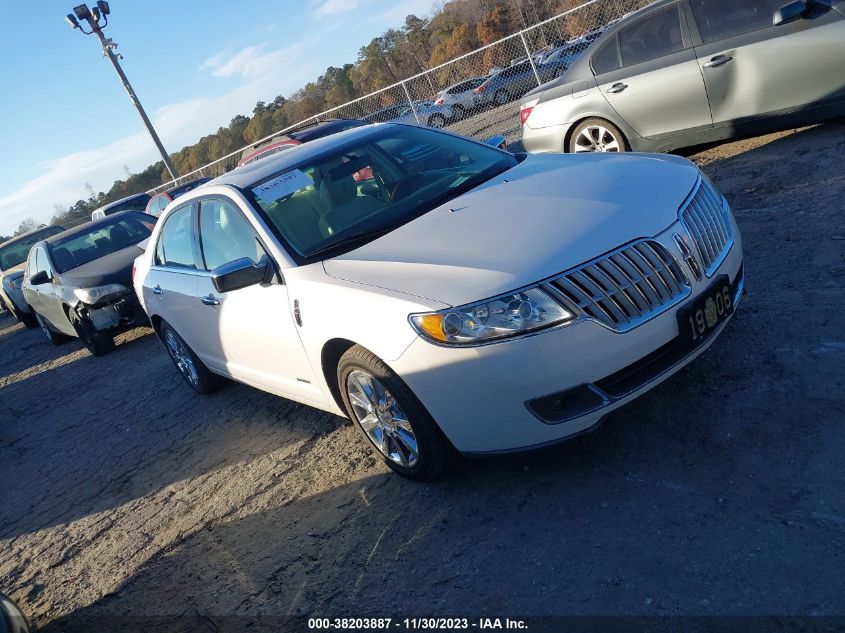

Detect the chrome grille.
xmin=543 ymin=241 xmax=689 ymax=332
xmin=681 ymin=177 xmax=734 ymax=277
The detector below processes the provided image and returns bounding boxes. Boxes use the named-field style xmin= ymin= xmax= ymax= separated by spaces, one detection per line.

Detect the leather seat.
xmin=313 ymin=158 xmax=384 ymax=237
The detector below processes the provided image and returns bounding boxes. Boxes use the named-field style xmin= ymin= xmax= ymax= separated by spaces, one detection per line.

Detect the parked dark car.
xmin=238 ymin=119 xmax=367 ymax=167
xmin=473 ymin=57 xmax=570 ymax=107
xmin=0 ymin=224 xmax=65 ymax=327
xmin=521 ymin=0 xmax=845 ymax=154
xmin=21 ymin=211 xmax=155 ymax=355
xmin=145 ymin=177 xmax=211 ymax=217
xmin=91 ymin=192 xmax=152 ymax=220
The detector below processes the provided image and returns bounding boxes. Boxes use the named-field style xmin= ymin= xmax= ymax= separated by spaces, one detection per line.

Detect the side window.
xmin=689 ymin=0 xmax=786 ymax=43
xmin=619 ymin=5 xmax=684 ymax=67
xmin=198 ymin=199 xmax=266 ymax=271
xmin=27 ymin=248 xmax=41 ymax=276
xmin=591 ymin=37 xmax=621 ymax=75
xmin=155 ymin=205 xmax=196 ymax=269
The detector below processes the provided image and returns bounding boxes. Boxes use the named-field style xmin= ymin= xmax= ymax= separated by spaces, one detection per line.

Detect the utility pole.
xmin=66 ymin=3 xmax=179 ymax=180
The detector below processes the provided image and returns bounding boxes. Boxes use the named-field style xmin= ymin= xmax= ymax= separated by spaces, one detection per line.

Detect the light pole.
xmin=66 ymin=2 xmax=179 ymax=180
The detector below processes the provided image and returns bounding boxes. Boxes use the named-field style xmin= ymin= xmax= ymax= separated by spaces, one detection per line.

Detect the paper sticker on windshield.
xmin=253 ymin=169 xmax=313 ymax=201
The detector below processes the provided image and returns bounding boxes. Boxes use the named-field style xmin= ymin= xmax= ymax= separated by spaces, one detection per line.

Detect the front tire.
xmin=568 ymin=118 xmax=628 ymax=153
xmin=160 ymin=320 xmax=224 ymax=394
xmin=338 ymin=345 xmax=454 ymax=480
xmin=71 ymin=312 xmax=115 ymax=356
xmin=34 ymin=312 xmax=69 ymax=346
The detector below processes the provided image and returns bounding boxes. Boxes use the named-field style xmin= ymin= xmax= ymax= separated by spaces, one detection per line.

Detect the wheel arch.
xmin=321 ymin=337 xmax=358 ymax=413
xmin=563 ymin=113 xmax=632 ymax=153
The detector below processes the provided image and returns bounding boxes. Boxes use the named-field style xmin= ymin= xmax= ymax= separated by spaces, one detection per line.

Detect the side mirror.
xmin=211 ymin=257 xmax=269 ymax=293
xmin=0 ymin=593 xmax=31 ymax=633
xmin=29 ymin=271 xmax=50 ymax=286
xmin=773 ymin=0 xmax=807 ymax=25
xmin=484 ymin=135 xmax=508 ymax=150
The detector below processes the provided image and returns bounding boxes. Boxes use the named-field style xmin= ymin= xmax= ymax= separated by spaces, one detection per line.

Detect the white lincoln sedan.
xmin=133 ymin=123 xmax=744 ymax=479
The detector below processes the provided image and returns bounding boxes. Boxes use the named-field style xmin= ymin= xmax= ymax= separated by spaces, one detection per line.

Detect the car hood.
xmin=323 ymin=152 xmax=700 ymax=307
xmin=2 ymin=263 xmax=26 ymax=279
xmin=60 ymin=243 xmax=143 ymax=288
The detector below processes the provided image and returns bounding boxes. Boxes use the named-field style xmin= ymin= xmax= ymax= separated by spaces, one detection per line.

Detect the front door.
xmin=596 ymin=3 xmax=713 ymax=139
xmin=143 ymin=204 xmax=201 ymax=350
xmin=688 ymin=0 xmax=845 ymax=126
xmin=192 ymin=197 xmax=320 ymax=403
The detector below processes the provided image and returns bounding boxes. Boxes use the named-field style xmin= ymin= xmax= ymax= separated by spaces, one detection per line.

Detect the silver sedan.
xmin=521 ymin=0 xmax=845 ymax=154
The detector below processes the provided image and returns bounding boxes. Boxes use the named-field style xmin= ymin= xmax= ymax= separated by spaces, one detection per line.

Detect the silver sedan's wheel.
xmin=574 ymin=125 xmax=622 ymax=152
xmin=570 ymin=119 xmax=627 ymax=153
xmin=164 ymin=328 xmax=199 ymax=387
xmin=346 ymin=369 xmax=419 ymax=468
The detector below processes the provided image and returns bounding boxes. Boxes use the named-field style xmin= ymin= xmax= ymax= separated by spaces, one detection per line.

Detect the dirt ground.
xmin=1 ymin=119 xmax=844 ymax=631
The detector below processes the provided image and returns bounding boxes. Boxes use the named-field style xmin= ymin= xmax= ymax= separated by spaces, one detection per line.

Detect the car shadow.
xmin=0 ymin=325 xmax=344 ymax=542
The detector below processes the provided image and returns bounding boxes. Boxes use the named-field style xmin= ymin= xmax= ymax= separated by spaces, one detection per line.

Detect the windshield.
xmin=0 ymin=226 xmax=63 ymax=271
xmin=48 ymin=213 xmax=155 ymax=273
xmin=245 ymin=126 xmax=518 ymax=263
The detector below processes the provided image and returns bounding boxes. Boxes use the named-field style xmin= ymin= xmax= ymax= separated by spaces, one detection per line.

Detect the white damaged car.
xmin=133 ymin=124 xmax=743 ymax=479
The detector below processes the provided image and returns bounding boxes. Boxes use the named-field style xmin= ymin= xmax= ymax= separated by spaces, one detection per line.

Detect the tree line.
xmin=4 ymin=0 xmax=620 ymax=242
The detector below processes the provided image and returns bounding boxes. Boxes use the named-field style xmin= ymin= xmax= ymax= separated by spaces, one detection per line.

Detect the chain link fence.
xmin=147 ymin=0 xmax=651 ymax=195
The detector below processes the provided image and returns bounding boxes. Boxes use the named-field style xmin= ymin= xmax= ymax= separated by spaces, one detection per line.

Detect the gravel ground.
xmin=1 ymin=120 xmax=844 ymax=631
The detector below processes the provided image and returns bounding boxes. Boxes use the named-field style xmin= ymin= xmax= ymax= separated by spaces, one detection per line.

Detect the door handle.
xmin=703 ymin=55 xmax=733 ymax=68
xmin=606 ymin=82 xmax=628 ymax=94
xmin=152 ymin=285 xmax=163 ymax=295
xmin=201 ymin=295 xmax=220 ymax=306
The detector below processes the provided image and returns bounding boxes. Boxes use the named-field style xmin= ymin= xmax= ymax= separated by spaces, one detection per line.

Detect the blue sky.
xmin=0 ymin=0 xmax=434 ymax=235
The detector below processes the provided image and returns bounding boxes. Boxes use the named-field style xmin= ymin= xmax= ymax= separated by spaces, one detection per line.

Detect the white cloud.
xmin=312 ymin=0 xmax=375 ymax=18
xmin=201 ymin=41 xmax=309 ymax=79
xmin=0 ymin=41 xmax=319 ymax=236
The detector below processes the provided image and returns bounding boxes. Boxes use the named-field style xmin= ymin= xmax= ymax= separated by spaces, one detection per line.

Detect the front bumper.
xmin=391 ymin=220 xmax=744 ymax=454
xmin=6 ymin=286 xmax=29 ymax=315
xmin=79 ymin=293 xmax=148 ymax=332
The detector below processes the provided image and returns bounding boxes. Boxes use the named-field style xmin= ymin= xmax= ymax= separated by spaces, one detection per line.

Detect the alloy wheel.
xmin=573 ymin=125 xmax=622 ymax=153
xmin=346 ymin=369 xmax=419 ymax=468
xmin=165 ymin=329 xmax=199 ymax=386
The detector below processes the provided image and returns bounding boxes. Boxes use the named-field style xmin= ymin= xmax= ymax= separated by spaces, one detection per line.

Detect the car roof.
xmin=166 ymin=177 xmax=211 ymax=197
xmin=1 ymin=224 xmax=64 ymax=248
xmin=290 ymin=118 xmax=365 ymax=142
xmin=211 ymin=123 xmax=392 ymax=188
xmin=93 ymin=191 xmax=152 ymax=214
xmin=43 ymin=210 xmax=151 ymax=245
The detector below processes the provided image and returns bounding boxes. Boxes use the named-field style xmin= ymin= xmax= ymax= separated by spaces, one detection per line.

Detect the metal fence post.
xmin=519 ymin=30 xmax=542 ymax=87
xmin=401 ymin=80 xmax=421 ymax=124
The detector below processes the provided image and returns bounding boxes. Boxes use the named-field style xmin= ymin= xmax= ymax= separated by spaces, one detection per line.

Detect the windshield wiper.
xmin=306 ymin=226 xmax=395 ymax=260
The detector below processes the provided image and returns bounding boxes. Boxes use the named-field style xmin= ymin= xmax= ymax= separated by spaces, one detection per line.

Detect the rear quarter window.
xmin=591 ymin=36 xmax=621 ymax=74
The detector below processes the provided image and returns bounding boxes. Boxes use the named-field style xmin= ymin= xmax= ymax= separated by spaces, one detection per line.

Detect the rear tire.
xmin=568 ymin=117 xmax=628 ymax=153
xmin=159 ymin=320 xmax=224 ymax=394
xmin=34 ymin=312 xmax=69 ymax=346
xmin=338 ymin=345 xmax=455 ymax=480
xmin=71 ymin=312 xmax=115 ymax=356
xmin=428 ymin=113 xmax=446 ymax=128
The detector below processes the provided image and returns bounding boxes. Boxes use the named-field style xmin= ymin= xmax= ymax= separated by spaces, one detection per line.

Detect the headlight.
xmin=410 ymin=287 xmax=574 ymax=346
xmin=74 ymin=284 xmax=130 ymax=305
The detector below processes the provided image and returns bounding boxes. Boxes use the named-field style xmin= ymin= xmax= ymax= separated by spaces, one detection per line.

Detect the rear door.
xmin=595 ymin=3 xmax=713 ymax=139
xmin=687 ymin=0 xmax=845 ymax=126
xmin=144 ymin=204 xmax=200 ymax=348
xmin=192 ymin=197 xmax=320 ymax=402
